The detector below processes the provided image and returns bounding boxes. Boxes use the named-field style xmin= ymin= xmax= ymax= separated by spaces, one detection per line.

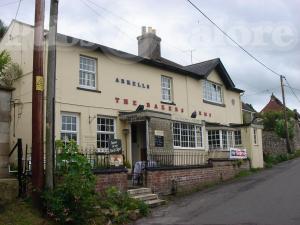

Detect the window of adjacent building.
xmin=97 ymin=116 xmax=115 ymax=152
xmin=253 ymin=128 xmax=258 ymax=145
xmin=203 ymin=80 xmax=223 ymax=104
xmin=161 ymin=76 xmax=173 ymax=103
xmin=234 ymin=130 xmax=242 ymax=146
xmin=61 ymin=113 xmax=79 ymax=144
xmin=79 ymin=56 xmax=96 ymax=89
xmin=172 ymin=122 xmax=203 ymax=149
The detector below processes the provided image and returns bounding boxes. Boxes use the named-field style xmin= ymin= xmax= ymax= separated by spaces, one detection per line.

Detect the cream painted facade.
xmin=0 ymin=21 xmax=264 ymax=168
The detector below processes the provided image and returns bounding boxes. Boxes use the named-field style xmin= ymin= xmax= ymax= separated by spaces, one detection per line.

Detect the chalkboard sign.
xmin=155 ymin=135 xmax=164 ymax=147
xmin=109 ymin=139 xmax=122 ymax=154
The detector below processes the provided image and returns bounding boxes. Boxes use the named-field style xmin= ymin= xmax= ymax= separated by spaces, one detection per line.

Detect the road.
xmin=135 ymin=158 xmax=300 ymax=225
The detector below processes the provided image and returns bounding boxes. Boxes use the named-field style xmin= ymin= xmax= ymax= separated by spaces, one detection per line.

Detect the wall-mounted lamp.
xmin=191 ymin=111 xmax=197 ymax=118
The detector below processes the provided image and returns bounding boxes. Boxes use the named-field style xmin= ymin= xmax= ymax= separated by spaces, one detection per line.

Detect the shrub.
xmin=43 ymin=141 xmax=97 ymax=225
xmin=98 ymin=187 xmax=149 ymax=224
xmin=274 ymin=119 xmax=294 ymax=139
xmin=261 ymin=111 xmax=294 ymax=131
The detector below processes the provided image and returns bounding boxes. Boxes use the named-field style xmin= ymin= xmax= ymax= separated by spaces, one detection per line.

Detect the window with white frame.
xmin=253 ymin=128 xmax=258 ymax=145
xmin=208 ymin=130 xmax=235 ymax=150
xmin=97 ymin=116 xmax=115 ymax=153
xmin=79 ymin=56 xmax=96 ymax=89
xmin=208 ymin=130 xmax=221 ymax=150
xmin=234 ymin=130 xmax=242 ymax=146
xmin=172 ymin=122 xmax=203 ymax=148
xmin=61 ymin=113 xmax=79 ymax=144
xmin=203 ymin=80 xmax=223 ymax=104
xmin=161 ymin=76 xmax=173 ymax=103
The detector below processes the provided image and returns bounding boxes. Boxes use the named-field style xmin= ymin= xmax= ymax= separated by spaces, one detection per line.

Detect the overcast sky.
xmin=1 ymin=0 xmax=299 ymax=112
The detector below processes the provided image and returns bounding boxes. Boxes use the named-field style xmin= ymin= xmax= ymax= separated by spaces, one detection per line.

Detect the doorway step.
xmin=128 ymin=188 xmax=166 ymax=208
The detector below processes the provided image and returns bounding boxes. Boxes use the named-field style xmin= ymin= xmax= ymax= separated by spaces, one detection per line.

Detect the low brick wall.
xmin=146 ymin=160 xmax=250 ymax=195
xmin=94 ymin=168 xmax=128 ymax=193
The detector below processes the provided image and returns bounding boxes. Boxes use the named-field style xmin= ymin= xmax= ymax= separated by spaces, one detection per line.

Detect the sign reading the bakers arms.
xmin=109 ymin=139 xmax=122 ymax=154
xmin=229 ymin=148 xmax=247 ymax=159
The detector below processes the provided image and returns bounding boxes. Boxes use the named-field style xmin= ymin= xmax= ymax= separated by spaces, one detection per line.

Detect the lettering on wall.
xmin=115 ymin=77 xmax=150 ymax=90
xmin=114 ymin=97 xmax=213 ymax=118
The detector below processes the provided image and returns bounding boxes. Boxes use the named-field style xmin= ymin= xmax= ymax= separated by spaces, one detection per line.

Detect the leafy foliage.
xmin=261 ymin=111 xmax=294 ymax=131
xmin=0 ymin=50 xmax=22 ymax=87
xmin=0 ymin=50 xmax=11 ymax=75
xmin=98 ymin=187 xmax=149 ymax=224
xmin=43 ymin=141 xmax=97 ymax=225
xmin=264 ymin=150 xmax=300 ymax=168
xmin=274 ymin=119 xmax=294 ymax=139
xmin=0 ymin=19 xmax=7 ymax=40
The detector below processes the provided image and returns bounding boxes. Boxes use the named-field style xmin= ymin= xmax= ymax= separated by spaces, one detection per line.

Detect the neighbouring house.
xmin=0 ymin=20 xmax=264 ymax=194
xmin=261 ymin=93 xmax=286 ymax=114
xmin=260 ymin=94 xmax=300 ymax=155
xmin=242 ymin=102 xmax=257 ymax=124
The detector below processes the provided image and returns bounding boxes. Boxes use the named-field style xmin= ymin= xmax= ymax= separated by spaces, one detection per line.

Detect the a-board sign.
xmin=229 ymin=148 xmax=247 ymax=159
xmin=109 ymin=139 xmax=122 ymax=154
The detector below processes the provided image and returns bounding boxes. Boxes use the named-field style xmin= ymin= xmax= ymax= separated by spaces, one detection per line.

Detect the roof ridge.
xmin=185 ymin=58 xmax=220 ymax=68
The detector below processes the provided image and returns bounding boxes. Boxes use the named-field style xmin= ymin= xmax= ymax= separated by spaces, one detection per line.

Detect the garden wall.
xmin=262 ymin=131 xmax=287 ymax=156
xmin=263 ymin=123 xmax=300 ymax=156
xmin=146 ymin=159 xmax=250 ymax=195
xmin=94 ymin=169 xmax=128 ymax=193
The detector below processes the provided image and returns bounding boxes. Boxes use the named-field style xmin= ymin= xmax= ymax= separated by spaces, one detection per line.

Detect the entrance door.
xmin=131 ymin=121 xmax=147 ymax=167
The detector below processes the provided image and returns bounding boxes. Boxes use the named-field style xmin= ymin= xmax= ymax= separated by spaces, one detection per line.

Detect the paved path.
xmin=135 ymin=158 xmax=300 ymax=225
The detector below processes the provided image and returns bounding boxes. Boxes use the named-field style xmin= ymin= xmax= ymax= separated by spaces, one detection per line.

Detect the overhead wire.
xmin=186 ymin=0 xmax=300 ymax=107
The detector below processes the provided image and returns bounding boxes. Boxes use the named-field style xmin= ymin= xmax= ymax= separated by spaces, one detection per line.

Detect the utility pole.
xmin=32 ymin=0 xmax=45 ymax=201
xmin=280 ymin=75 xmax=292 ymax=154
xmin=45 ymin=0 xmax=59 ymax=190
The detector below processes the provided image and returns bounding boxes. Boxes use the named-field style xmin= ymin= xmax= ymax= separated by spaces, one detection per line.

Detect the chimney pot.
xmin=137 ymin=26 xmax=161 ymax=60
xmin=142 ymin=26 xmax=146 ymax=35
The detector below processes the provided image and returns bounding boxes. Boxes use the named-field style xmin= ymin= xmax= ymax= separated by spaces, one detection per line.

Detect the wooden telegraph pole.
xmin=45 ymin=0 xmax=59 ymax=190
xmin=32 ymin=0 xmax=45 ymax=198
xmin=280 ymin=75 xmax=292 ymax=154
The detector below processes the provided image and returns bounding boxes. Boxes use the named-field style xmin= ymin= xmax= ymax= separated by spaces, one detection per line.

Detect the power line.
xmin=242 ymin=86 xmax=280 ymax=97
xmin=284 ymin=78 xmax=300 ymax=105
xmin=186 ymin=0 xmax=282 ymax=78
xmin=9 ymin=0 xmax=22 ymax=37
xmin=81 ymin=0 xmax=191 ymax=65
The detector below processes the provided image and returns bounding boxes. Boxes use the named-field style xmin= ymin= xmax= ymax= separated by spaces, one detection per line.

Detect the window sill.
xmin=77 ymin=87 xmax=102 ymax=93
xmin=161 ymin=101 xmax=176 ymax=106
xmin=203 ymin=99 xmax=225 ymax=107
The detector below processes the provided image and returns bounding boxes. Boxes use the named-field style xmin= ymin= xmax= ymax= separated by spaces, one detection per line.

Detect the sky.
xmin=1 ymin=0 xmax=299 ymax=112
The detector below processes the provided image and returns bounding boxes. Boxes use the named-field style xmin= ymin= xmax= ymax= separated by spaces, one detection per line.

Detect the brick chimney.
xmin=137 ymin=26 xmax=161 ymax=60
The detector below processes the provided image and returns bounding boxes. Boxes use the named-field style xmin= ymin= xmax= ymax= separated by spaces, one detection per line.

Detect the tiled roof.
xmin=260 ymin=94 xmax=286 ymax=113
xmin=242 ymin=102 xmax=257 ymax=112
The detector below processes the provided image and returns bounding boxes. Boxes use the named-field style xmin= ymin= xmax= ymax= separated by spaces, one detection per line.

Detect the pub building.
xmin=2 ymin=21 xmax=264 ymax=173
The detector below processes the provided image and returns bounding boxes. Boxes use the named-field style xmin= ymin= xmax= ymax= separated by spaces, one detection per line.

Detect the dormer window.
xmin=203 ymin=80 xmax=223 ymax=104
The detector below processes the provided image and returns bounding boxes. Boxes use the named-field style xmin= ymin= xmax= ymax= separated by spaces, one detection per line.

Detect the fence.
xmin=146 ymin=150 xmax=207 ymax=168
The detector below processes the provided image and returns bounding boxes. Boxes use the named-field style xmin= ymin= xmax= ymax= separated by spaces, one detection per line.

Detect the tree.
xmin=0 ymin=20 xmax=7 ymax=40
xmin=0 ymin=50 xmax=22 ymax=87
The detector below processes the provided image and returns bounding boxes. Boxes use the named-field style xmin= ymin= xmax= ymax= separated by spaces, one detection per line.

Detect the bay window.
xmin=208 ymin=130 xmax=236 ymax=150
xmin=173 ymin=122 xmax=203 ymax=149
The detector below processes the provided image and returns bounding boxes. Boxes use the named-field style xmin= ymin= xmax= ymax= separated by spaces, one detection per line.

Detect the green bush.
xmin=261 ymin=111 xmax=294 ymax=131
xmin=274 ymin=119 xmax=294 ymax=139
xmin=43 ymin=141 xmax=97 ymax=225
xmin=98 ymin=187 xmax=149 ymax=224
